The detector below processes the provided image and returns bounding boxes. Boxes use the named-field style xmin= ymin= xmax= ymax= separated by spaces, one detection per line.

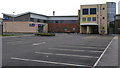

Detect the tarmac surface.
xmin=2 ymin=34 xmax=116 ymax=68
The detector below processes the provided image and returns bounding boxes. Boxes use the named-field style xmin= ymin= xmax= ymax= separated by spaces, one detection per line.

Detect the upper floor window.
xmin=72 ymin=20 xmax=75 ymax=23
xmin=37 ymin=19 xmax=40 ymax=22
xmin=88 ymin=17 xmax=91 ymax=22
xmin=82 ymin=8 xmax=88 ymax=15
xmin=90 ymin=8 xmax=96 ymax=14
xmin=44 ymin=20 xmax=47 ymax=23
xmin=103 ymin=17 xmax=105 ymax=19
xmin=82 ymin=17 xmax=86 ymax=22
xmin=30 ymin=18 xmax=34 ymax=22
xmin=92 ymin=17 xmax=96 ymax=21
xmin=103 ymin=8 xmax=105 ymax=10
xmin=55 ymin=21 xmax=58 ymax=23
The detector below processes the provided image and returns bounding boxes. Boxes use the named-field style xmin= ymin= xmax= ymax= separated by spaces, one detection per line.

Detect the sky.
xmin=0 ymin=0 xmax=119 ymax=18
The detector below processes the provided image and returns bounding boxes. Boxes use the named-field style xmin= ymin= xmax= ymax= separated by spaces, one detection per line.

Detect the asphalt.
xmin=2 ymin=34 xmax=115 ymax=68
xmin=96 ymin=35 xmax=118 ymax=68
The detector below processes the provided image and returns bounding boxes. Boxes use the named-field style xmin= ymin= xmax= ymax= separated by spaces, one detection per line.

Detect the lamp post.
xmin=12 ymin=12 xmax=15 ymax=35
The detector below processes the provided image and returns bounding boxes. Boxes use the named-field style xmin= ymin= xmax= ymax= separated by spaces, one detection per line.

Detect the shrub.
xmin=35 ymin=33 xmax=55 ymax=36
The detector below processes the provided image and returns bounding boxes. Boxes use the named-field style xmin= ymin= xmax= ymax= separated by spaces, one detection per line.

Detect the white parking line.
xmin=32 ymin=42 xmax=46 ymax=46
xmin=11 ymin=57 xmax=90 ymax=67
xmin=48 ymin=48 xmax=103 ymax=53
xmin=35 ymin=52 xmax=98 ymax=58
xmin=59 ymin=46 xmax=105 ymax=49
xmin=93 ymin=36 xmax=115 ymax=67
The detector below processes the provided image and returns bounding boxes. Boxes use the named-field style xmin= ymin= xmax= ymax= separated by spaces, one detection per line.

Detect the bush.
xmin=1 ymin=34 xmax=16 ymax=36
xmin=35 ymin=33 xmax=55 ymax=36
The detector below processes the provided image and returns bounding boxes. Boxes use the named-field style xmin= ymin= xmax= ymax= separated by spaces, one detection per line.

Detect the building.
xmin=0 ymin=18 xmax=3 ymax=35
xmin=48 ymin=16 xmax=79 ymax=33
xmin=3 ymin=12 xmax=48 ymax=33
xmin=115 ymin=14 xmax=120 ymax=34
xmin=3 ymin=12 xmax=78 ymax=33
xmin=79 ymin=2 xmax=116 ymax=34
xmin=118 ymin=1 xmax=120 ymax=14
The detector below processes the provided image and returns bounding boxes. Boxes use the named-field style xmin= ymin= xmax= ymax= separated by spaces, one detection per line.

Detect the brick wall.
xmin=48 ymin=23 xmax=79 ymax=33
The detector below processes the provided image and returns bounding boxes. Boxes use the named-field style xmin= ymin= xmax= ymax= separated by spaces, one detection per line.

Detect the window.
xmin=72 ymin=20 xmax=75 ymax=23
xmin=64 ymin=27 xmax=67 ymax=31
xmin=103 ymin=8 xmax=105 ymax=10
xmin=103 ymin=17 xmax=105 ymax=19
xmin=73 ymin=27 xmax=75 ymax=31
xmin=82 ymin=8 xmax=88 ymax=15
xmin=30 ymin=18 xmax=34 ymax=22
xmin=87 ymin=17 xmax=91 ymax=21
xmin=50 ymin=27 xmax=52 ymax=31
xmin=44 ymin=20 xmax=47 ymax=23
xmin=90 ymin=8 xmax=96 ymax=14
xmin=92 ymin=17 xmax=96 ymax=21
xmin=55 ymin=21 xmax=58 ymax=23
xmin=56 ymin=27 xmax=59 ymax=31
xmin=82 ymin=17 xmax=86 ymax=22
xmin=60 ymin=20 xmax=64 ymax=23
xmin=37 ymin=19 xmax=40 ymax=22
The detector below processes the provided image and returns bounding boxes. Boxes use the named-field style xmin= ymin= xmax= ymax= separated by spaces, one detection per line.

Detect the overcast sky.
xmin=0 ymin=0 xmax=119 ymax=18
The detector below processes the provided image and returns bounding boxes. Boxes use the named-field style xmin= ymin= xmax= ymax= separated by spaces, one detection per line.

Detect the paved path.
xmin=97 ymin=35 xmax=118 ymax=67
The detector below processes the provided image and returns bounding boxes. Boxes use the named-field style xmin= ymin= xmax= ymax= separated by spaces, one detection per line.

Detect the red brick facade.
xmin=115 ymin=20 xmax=120 ymax=34
xmin=48 ymin=23 xmax=79 ymax=33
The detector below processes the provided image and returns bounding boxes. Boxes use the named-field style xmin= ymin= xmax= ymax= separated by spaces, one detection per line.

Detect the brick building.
xmin=115 ymin=15 xmax=120 ymax=34
xmin=3 ymin=12 xmax=79 ymax=33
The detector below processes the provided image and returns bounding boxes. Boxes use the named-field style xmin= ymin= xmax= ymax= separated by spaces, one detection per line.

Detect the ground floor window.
xmin=56 ymin=27 xmax=59 ymax=31
xmin=73 ymin=27 xmax=75 ymax=31
xmin=64 ymin=27 xmax=67 ymax=31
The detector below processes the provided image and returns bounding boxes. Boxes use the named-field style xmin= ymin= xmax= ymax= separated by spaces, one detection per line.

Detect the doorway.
xmin=38 ymin=24 xmax=43 ymax=33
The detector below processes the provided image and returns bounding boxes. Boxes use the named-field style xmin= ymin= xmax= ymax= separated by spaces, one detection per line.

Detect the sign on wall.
xmin=29 ymin=24 xmax=35 ymax=27
xmin=38 ymin=24 xmax=45 ymax=27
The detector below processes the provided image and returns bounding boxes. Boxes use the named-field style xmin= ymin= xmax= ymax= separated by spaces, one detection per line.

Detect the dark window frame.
xmin=82 ymin=8 xmax=89 ymax=15
xmin=90 ymin=8 xmax=96 ymax=15
xmin=30 ymin=18 xmax=34 ymax=22
xmin=88 ymin=17 xmax=91 ymax=21
xmin=82 ymin=17 xmax=86 ymax=22
xmin=92 ymin=17 xmax=96 ymax=21
xmin=37 ymin=19 xmax=40 ymax=22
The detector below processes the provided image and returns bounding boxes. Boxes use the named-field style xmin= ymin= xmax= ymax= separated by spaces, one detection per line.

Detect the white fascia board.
xmin=80 ymin=23 xmax=98 ymax=25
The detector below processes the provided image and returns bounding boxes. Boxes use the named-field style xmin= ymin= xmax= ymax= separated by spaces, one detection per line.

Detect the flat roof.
xmin=3 ymin=12 xmax=78 ymax=18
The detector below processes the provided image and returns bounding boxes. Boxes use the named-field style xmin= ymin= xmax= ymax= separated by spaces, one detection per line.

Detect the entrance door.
xmin=38 ymin=24 xmax=43 ymax=33
xmin=92 ymin=26 xmax=98 ymax=34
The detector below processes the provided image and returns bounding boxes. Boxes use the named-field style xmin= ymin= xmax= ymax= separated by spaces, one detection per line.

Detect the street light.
xmin=12 ymin=12 xmax=15 ymax=35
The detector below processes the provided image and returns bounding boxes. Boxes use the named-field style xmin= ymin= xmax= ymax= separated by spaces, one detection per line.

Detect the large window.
xmin=88 ymin=17 xmax=91 ymax=22
xmin=90 ymin=8 xmax=96 ymax=14
xmin=92 ymin=17 xmax=96 ymax=21
xmin=44 ymin=20 xmax=47 ymax=23
xmin=82 ymin=17 xmax=86 ymax=22
xmin=37 ymin=19 xmax=40 ymax=22
xmin=82 ymin=8 xmax=88 ymax=15
xmin=30 ymin=18 xmax=34 ymax=22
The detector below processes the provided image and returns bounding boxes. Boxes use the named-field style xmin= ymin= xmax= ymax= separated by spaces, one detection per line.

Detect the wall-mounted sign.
xmin=38 ymin=24 xmax=45 ymax=27
xmin=29 ymin=24 xmax=35 ymax=27
xmin=3 ymin=16 xmax=9 ymax=20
